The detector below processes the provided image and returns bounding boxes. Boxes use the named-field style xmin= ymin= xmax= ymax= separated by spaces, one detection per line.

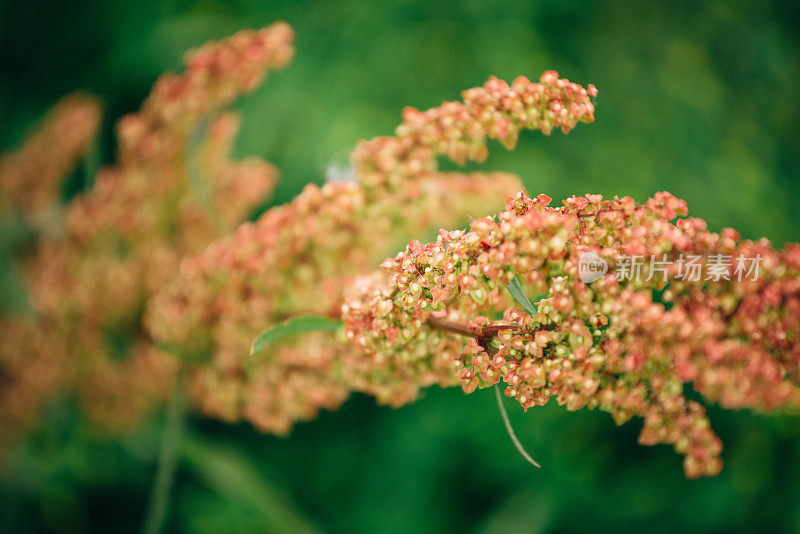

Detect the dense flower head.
xmin=352 ymin=71 xmax=596 ymax=194
xmin=0 ymin=93 xmax=101 ymax=227
xmin=6 ymin=25 xmax=796 ymax=482
xmin=0 ymin=94 xmax=101 ymax=447
xmin=342 ymin=190 xmax=800 ymax=478
xmin=0 ymin=23 xmax=292 ymax=441
xmin=147 ymin=71 xmax=598 ymax=433
xmin=147 ymin=172 xmax=520 ymax=432
xmin=0 ymin=318 xmax=64 ymax=448
xmin=116 ymin=23 xmax=293 ymax=168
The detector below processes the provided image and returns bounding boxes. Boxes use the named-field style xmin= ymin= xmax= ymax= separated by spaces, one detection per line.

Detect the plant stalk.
xmin=142 ymin=368 xmax=186 ymax=534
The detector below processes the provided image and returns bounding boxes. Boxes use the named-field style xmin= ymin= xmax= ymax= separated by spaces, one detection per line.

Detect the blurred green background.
xmin=1 ymin=1 xmax=800 ymax=532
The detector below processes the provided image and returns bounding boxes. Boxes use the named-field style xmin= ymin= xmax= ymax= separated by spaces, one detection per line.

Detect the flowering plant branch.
xmin=0 ymin=23 xmax=293 ymax=443
xmin=146 ymin=67 xmax=595 ymax=434
xmin=342 ymin=190 xmax=800 ymax=478
xmin=1 ymin=22 xmax=797 ymax=485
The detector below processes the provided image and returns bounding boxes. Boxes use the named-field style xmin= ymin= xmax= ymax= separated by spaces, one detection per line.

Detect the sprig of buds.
xmin=2 ymin=21 xmax=797 ymax=482
xmin=147 ymin=70 xmax=597 ymax=433
xmin=342 ymin=191 xmax=800 ymax=478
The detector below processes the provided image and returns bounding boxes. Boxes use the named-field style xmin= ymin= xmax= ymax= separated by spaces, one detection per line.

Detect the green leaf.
xmin=250 ymin=316 xmax=341 ymax=356
xmin=505 ymin=275 xmax=537 ymax=316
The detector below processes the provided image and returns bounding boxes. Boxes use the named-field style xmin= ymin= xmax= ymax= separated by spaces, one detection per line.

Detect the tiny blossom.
xmin=343 ymin=190 xmax=800 ymax=478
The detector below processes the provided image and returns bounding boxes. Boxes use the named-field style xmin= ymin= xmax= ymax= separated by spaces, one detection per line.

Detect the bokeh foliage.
xmin=1 ymin=1 xmax=799 ymax=532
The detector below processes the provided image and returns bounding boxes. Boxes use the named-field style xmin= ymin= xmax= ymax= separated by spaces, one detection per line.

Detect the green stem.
xmin=493 ymin=383 xmax=541 ymax=468
xmin=428 ymin=316 xmax=541 ymax=468
xmin=142 ymin=368 xmax=186 ymax=534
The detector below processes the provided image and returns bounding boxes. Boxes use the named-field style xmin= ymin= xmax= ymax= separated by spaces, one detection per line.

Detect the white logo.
xmin=578 ymin=251 xmax=608 ymax=283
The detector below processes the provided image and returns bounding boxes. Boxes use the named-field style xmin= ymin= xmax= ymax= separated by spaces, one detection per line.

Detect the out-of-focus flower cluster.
xmin=343 ymin=191 xmax=800 ymax=478
xmin=0 ymin=23 xmax=292 ymax=444
xmin=0 ymin=93 xmax=101 ymax=227
xmin=0 ymin=94 xmax=102 ymax=446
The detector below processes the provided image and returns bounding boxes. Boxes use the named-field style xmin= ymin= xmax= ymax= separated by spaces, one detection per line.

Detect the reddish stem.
xmin=427 ymin=315 xmax=522 ymax=340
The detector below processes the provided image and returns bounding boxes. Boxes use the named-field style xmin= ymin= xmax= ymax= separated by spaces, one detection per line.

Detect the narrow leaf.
xmin=250 ymin=316 xmax=341 ymax=356
xmin=505 ymin=274 xmax=537 ymax=315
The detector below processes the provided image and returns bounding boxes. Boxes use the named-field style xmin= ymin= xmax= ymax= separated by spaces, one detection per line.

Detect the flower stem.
xmin=493 ymin=383 xmax=541 ymax=468
xmin=427 ymin=315 xmax=522 ymax=338
xmin=427 ymin=314 xmax=541 ymax=468
xmin=142 ymin=368 xmax=186 ymax=534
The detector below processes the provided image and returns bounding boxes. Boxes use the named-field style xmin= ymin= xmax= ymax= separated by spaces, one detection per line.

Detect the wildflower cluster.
xmin=0 ymin=93 xmax=102 ymax=444
xmin=2 ymin=20 xmax=797 ymax=481
xmin=0 ymin=23 xmax=292 ymax=442
xmin=352 ymin=71 xmax=596 ymax=196
xmin=146 ymin=69 xmax=597 ymax=433
xmin=0 ymin=93 xmax=101 ymax=227
xmin=343 ymin=191 xmax=800 ymax=478
xmin=146 ymin=170 xmax=522 ymax=432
